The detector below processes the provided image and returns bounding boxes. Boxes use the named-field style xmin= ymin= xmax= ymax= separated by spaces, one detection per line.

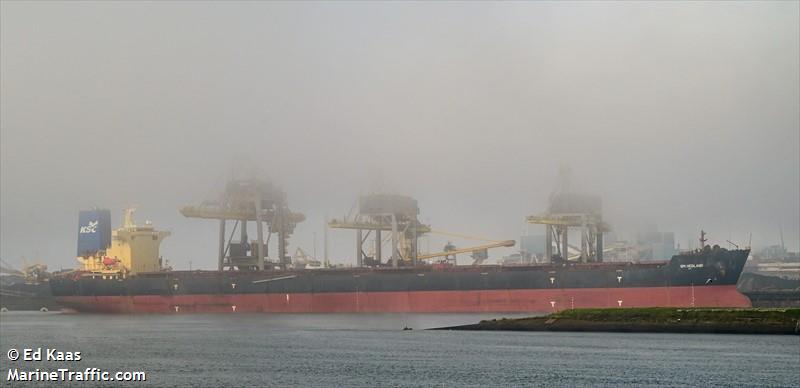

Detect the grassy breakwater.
xmin=434 ymin=308 xmax=800 ymax=335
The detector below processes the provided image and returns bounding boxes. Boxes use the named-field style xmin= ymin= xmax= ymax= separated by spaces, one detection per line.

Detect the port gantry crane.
xmin=181 ymin=177 xmax=305 ymax=271
xmin=526 ymin=165 xmax=609 ymax=264
xmin=526 ymin=213 xmax=607 ymax=263
xmin=329 ymin=193 xmax=514 ymax=267
xmin=328 ymin=194 xmax=427 ymax=267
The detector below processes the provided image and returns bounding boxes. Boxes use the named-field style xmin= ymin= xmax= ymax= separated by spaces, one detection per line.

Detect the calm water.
xmin=1 ymin=312 xmax=798 ymax=387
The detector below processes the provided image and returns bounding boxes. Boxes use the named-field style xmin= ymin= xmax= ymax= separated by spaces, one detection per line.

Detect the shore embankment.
xmin=433 ymin=308 xmax=800 ymax=335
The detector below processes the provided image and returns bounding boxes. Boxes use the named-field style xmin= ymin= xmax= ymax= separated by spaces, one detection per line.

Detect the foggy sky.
xmin=2 ymin=1 xmax=798 ymax=270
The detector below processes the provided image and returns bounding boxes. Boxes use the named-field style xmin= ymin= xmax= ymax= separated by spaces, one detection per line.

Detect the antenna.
xmin=779 ymin=225 xmax=785 ymax=251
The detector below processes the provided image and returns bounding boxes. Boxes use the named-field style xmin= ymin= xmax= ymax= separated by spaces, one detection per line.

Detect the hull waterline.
xmin=55 ymin=285 xmax=750 ymax=313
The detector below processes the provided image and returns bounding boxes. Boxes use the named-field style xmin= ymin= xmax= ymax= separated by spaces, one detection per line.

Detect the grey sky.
xmin=2 ymin=1 xmax=798 ymax=270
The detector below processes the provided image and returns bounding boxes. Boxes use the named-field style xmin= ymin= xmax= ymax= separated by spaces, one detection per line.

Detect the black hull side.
xmin=1 ymin=280 xmax=60 ymax=311
xmin=51 ymin=249 xmax=749 ymax=298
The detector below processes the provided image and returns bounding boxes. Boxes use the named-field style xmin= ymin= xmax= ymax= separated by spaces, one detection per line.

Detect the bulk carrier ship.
xmin=50 ymin=178 xmax=752 ymax=313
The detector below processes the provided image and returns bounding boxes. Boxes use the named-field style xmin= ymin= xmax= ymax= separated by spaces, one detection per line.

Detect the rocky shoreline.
xmin=432 ymin=308 xmax=800 ymax=335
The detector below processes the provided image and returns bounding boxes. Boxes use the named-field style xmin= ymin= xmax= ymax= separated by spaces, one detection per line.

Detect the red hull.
xmin=55 ymin=285 xmax=751 ymax=313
